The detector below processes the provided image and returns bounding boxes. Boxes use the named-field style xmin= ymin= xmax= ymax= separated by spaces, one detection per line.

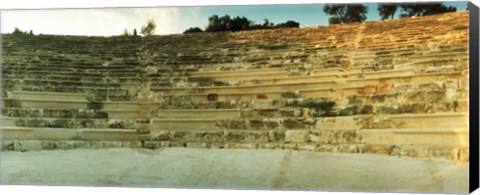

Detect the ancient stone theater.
xmin=1 ymin=11 xmax=469 ymax=162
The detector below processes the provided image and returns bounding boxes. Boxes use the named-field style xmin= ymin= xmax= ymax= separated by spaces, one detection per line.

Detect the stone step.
xmin=150 ymin=118 xmax=220 ymax=131
xmin=2 ymin=98 xmax=88 ymax=109
xmin=8 ymin=91 xmax=87 ymax=101
xmin=189 ymin=72 xmax=290 ymax=84
xmin=1 ymin=107 xmax=109 ymax=119
xmin=157 ymin=109 xmax=241 ymax=119
xmin=152 ymin=80 xmax=336 ymax=95
xmin=360 ymin=128 xmax=468 ymax=147
xmin=239 ymin=68 xmax=417 ymax=86
xmin=2 ymin=78 xmax=137 ymax=89
xmin=345 ymin=71 xmax=462 ymax=88
xmin=102 ymin=101 xmax=139 ymax=111
xmin=387 ymin=112 xmax=468 ymax=129
xmin=1 ymin=126 xmax=139 ymax=141
xmin=188 ymin=68 xmax=286 ymax=77
xmin=1 ymin=116 xmax=136 ymax=129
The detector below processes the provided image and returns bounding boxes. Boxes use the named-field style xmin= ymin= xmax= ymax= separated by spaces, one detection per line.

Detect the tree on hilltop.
xmin=141 ymin=19 xmax=156 ymax=36
xmin=378 ymin=4 xmax=398 ymax=20
xmin=274 ymin=20 xmax=300 ymax=28
xmin=323 ymin=4 xmax=368 ymax=24
xmin=399 ymin=3 xmax=457 ymax=18
xmin=183 ymin=27 xmax=203 ymax=34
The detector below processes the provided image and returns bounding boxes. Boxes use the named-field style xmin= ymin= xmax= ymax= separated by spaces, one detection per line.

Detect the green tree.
xmin=378 ymin=4 xmax=398 ymax=20
xmin=323 ymin=4 xmax=368 ymax=24
xmin=399 ymin=3 xmax=456 ymax=18
xmin=229 ymin=16 xmax=252 ymax=31
xmin=13 ymin=27 xmax=23 ymax=34
xmin=141 ymin=19 xmax=156 ymax=36
xmin=183 ymin=27 xmax=203 ymax=34
xmin=274 ymin=20 xmax=300 ymax=28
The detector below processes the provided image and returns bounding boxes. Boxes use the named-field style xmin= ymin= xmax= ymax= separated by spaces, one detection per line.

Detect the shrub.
xmin=183 ymin=27 xmax=203 ymax=34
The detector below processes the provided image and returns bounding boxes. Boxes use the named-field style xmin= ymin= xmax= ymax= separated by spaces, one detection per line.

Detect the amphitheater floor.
xmin=0 ymin=148 xmax=468 ymax=193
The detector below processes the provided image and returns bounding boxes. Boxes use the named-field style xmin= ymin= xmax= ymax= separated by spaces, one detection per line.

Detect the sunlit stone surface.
xmin=0 ymin=11 xmax=470 ymax=192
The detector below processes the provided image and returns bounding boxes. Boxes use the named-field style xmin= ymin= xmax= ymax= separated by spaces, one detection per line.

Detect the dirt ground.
xmin=0 ymin=148 xmax=469 ymax=193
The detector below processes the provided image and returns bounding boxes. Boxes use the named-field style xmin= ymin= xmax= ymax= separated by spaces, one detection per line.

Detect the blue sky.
xmin=1 ymin=1 xmax=468 ymax=36
xmin=197 ymin=2 xmax=468 ymax=27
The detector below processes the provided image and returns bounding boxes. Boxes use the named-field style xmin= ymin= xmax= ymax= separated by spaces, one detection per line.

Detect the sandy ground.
xmin=0 ymin=148 xmax=469 ymax=193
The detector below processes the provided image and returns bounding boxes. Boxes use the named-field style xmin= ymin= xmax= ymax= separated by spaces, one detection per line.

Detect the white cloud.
xmin=1 ymin=7 xmax=204 ymax=36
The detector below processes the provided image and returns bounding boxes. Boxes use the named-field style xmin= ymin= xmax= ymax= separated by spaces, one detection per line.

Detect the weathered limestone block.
xmin=224 ymin=143 xmax=258 ymax=149
xmin=90 ymin=141 xmax=105 ymax=148
xmin=203 ymin=131 xmax=224 ymax=142
xmin=3 ymin=99 xmax=21 ymax=107
xmin=41 ymin=141 xmax=56 ymax=150
xmin=282 ymin=118 xmax=308 ymax=129
xmin=2 ymin=140 xmax=15 ymax=151
xmin=258 ymin=143 xmax=283 ymax=149
xmin=268 ymin=130 xmax=285 ymax=142
xmin=186 ymin=142 xmax=208 ymax=148
xmin=108 ymin=119 xmax=136 ymax=129
xmin=150 ymin=130 xmax=171 ymax=141
xmin=297 ymin=143 xmax=318 ymax=151
xmin=217 ymin=119 xmax=248 ymax=129
xmin=251 ymin=100 xmax=276 ymax=110
xmin=428 ymin=147 xmax=459 ymax=161
xmin=73 ymin=141 xmax=91 ymax=149
xmin=77 ymin=119 xmax=108 ymax=129
xmin=283 ymin=143 xmax=298 ymax=150
xmin=316 ymin=144 xmax=338 ymax=152
xmin=309 ymin=130 xmax=360 ymax=144
xmin=13 ymin=140 xmax=42 ymax=151
xmin=223 ymin=131 xmax=268 ymax=143
xmin=143 ymin=141 xmax=160 ymax=149
xmin=362 ymin=144 xmax=395 ymax=155
xmin=285 ymin=130 xmax=309 ymax=143
xmin=458 ymin=148 xmax=469 ymax=162
xmin=356 ymin=115 xmax=398 ymax=129
xmin=337 ymin=144 xmax=361 ymax=153
xmin=55 ymin=141 xmax=76 ymax=150
xmin=122 ymin=141 xmax=142 ymax=148
xmin=316 ymin=116 xmax=357 ymax=130
xmin=102 ymin=141 xmax=123 ymax=148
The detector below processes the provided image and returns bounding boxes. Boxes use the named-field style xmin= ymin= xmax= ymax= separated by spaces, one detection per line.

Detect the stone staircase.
xmin=1 ymin=11 xmax=469 ymax=162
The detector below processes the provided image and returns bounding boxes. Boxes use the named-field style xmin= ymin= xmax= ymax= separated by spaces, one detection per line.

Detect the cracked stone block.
xmin=361 ymin=144 xmax=395 ymax=155
xmin=55 ymin=141 xmax=75 ymax=150
xmin=151 ymin=130 xmax=170 ymax=141
xmin=186 ymin=142 xmax=207 ymax=148
xmin=1 ymin=140 xmax=14 ymax=151
xmin=283 ymin=143 xmax=298 ymax=150
xmin=224 ymin=143 xmax=257 ymax=149
xmin=103 ymin=141 xmax=123 ymax=148
xmin=268 ymin=131 xmax=285 ymax=142
xmin=41 ymin=141 xmax=56 ymax=150
xmin=143 ymin=141 xmax=160 ymax=149
xmin=90 ymin=141 xmax=104 ymax=148
xmin=337 ymin=144 xmax=360 ymax=153
xmin=203 ymin=131 xmax=224 ymax=142
xmin=122 ymin=141 xmax=142 ymax=148
xmin=252 ymin=100 xmax=275 ymax=110
xmin=316 ymin=144 xmax=338 ymax=152
xmin=258 ymin=143 xmax=283 ymax=149
xmin=73 ymin=141 xmax=91 ymax=149
xmin=297 ymin=143 xmax=317 ymax=151
xmin=282 ymin=119 xmax=306 ymax=129
xmin=458 ymin=148 xmax=469 ymax=162
xmin=285 ymin=130 xmax=309 ymax=143
xmin=14 ymin=140 xmax=42 ymax=151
